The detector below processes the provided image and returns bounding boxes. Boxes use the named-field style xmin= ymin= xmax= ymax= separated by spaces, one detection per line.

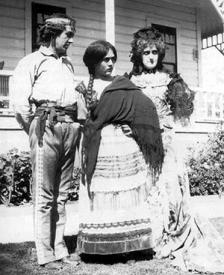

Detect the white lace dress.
xmin=131 ymin=71 xmax=224 ymax=273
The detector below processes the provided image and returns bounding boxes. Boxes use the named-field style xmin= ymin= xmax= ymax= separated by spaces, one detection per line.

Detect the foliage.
xmin=0 ymin=148 xmax=80 ymax=206
xmin=0 ymin=148 xmax=32 ymax=206
xmin=187 ymin=128 xmax=224 ymax=196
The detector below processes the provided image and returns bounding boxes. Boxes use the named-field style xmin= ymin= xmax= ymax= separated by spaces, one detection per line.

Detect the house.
xmin=0 ymin=0 xmax=224 ymax=154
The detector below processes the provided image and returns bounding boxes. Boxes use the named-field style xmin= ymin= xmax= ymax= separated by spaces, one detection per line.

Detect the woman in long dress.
xmin=76 ymin=40 xmax=164 ymax=256
xmin=129 ymin=26 xmax=224 ymax=273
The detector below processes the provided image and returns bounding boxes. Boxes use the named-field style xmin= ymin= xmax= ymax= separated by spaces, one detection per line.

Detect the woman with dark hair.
xmin=129 ymin=26 xmax=224 ymax=273
xmin=76 ymin=40 xmax=164 ymax=256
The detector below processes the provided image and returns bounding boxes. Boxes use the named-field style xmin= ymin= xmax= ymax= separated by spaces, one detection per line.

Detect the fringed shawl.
xmin=82 ymin=75 xmax=164 ymax=189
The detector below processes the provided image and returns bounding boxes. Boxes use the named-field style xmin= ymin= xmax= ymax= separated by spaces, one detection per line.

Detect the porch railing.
xmin=193 ymin=86 xmax=224 ymax=122
xmin=0 ymin=70 xmax=13 ymax=114
xmin=202 ymin=33 xmax=224 ymax=55
xmin=0 ymin=70 xmax=223 ymax=124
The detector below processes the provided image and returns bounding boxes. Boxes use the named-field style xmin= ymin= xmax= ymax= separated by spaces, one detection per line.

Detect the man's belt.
xmin=33 ymin=101 xmax=78 ymax=147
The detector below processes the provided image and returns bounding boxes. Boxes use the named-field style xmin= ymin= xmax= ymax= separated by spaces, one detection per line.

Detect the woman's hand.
xmin=121 ymin=124 xmax=133 ymax=137
xmin=75 ymin=81 xmax=87 ymax=96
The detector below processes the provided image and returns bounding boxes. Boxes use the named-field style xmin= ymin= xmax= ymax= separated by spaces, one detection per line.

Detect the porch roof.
xmin=200 ymin=0 xmax=224 ymax=38
xmin=162 ymin=0 xmax=224 ymax=38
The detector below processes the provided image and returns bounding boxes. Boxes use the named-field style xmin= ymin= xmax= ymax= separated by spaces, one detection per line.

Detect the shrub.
xmin=0 ymin=148 xmax=32 ymax=206
xmin=187 ymin=129 xmax=224 ymax=196
xmin=0 ymin=148 xmax=80 ymax=206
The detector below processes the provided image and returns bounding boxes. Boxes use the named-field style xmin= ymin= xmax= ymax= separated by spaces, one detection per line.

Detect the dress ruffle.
xmin=78 ymin=125 xmax=155 ymax=254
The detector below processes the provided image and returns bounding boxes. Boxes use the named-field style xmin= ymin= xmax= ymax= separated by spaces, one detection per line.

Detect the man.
xmin=11 ymin=14 xmax=86 ymax=269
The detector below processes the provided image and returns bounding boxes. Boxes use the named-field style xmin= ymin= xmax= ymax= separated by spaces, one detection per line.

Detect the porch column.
xmin=105 ymin=0 xmax=115 ymax=45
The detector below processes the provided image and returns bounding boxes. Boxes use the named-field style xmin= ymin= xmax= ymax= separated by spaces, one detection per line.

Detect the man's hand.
xmin=77 ymin=93 xmax=88 ymax=121
xmin=15 ymin=113 xmax=32 ymax=135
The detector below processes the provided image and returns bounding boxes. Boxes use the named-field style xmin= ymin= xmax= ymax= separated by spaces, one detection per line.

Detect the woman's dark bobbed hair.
xmin=130 ymin=27 xmax=166 ymax=75
xmin=83 ymin=40 xmax=117 ymax=75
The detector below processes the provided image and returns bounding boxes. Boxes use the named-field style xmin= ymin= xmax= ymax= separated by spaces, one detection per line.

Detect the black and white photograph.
xmin=0 ymin=0 xmax=224 ymax=274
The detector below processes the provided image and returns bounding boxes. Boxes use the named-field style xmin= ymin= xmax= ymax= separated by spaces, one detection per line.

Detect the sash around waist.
xmin=33 ymin=102 xmax=78 ymax=146
xmin=34 ymin=105 xmax=78 ymax=123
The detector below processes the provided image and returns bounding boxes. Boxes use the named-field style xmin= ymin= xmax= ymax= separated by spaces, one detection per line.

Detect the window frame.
xmin=25 ymin=0 xmax=72 ymax=55
xmin=152 ymin=23 xmax=177 ymax=73
xmin=146 ymin=16 xmax=181 ymax=73
xmin=0 ymin=1 xmax=71 ymax=115
xmin=31 ymin=2 xmax=66 ymax=52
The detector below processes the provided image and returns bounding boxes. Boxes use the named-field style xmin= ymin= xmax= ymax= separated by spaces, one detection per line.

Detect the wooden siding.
xmin=115 ymin=0 xmax=199 ymax=87
xmin=0 ymin=0 xmax=25 ymax=70
xmin=69 ymin=0 xmax=105 ymax=76
xmin=0 ymin=0 xmax=217 ymax=153
xmin=0 ymin=0 xmax=105 ymax=73
xmin=0 ymin=0 xmax=200 ymax=86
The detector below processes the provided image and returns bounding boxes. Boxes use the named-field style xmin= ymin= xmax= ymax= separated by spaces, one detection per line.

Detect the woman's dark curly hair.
xmin=165 ymin=73 xmax=195 ymax=122
xmin=130 ymin=27 xmax=166 ymax=75
xmin=39 ymin=13 xmax=76 ymax=47
xmin=83 ymin=40 xmax=117 ymax=75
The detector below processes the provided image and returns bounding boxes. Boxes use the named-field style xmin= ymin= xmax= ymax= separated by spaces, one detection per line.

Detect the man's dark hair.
xmin=39 ymin=13 xmax=75 ymax=46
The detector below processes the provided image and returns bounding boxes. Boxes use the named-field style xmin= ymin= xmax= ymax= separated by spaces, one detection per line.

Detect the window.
xmin=152 ymin=24 xmax=177 ymax=73
xmin=32 ymin=3 xmax=66 ymax=51
xmin=0 ymin=3 xmax=67 ymax=112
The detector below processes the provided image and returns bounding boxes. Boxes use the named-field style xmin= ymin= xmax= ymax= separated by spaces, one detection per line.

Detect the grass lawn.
xmin=0 ymin=240 xmax=194 ymax=275
xmin=1 ymin=217 xmax=224 ymax=275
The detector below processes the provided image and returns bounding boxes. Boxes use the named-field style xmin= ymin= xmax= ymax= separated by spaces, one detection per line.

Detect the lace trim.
xmin=79 ymin=218 xmax=151 ymax=231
